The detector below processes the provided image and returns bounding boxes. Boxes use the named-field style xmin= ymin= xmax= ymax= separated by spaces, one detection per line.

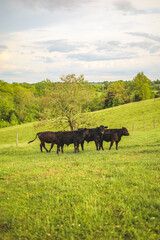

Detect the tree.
xmin=13 ymin=85 xmax=35 ymax=122
xmin=131 ymin=72 xmax=152 ymax=101
xmin=49 ymin=74 xmax=95 ymax=130
xmin=104 ymin=81 xmax=129 ymax=108
xmin=0 ymin=97 xmax=15 ymax=127
xmin=34 ymin=79 xmax=55 ymax=97
xmin=9 ymin=112 xmax=19 ymax=126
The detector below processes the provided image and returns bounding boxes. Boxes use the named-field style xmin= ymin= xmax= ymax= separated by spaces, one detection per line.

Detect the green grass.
xmin=0 ymin=98 xmax=160 ymax=147
xmin=91 ymin=97 xmax=160 ymax=131
xmin=0 ymin=99 xmax=160 ymax=239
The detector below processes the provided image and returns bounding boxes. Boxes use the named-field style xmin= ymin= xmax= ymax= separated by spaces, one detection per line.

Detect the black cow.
xmin=57 ymin=128 xmax=89 ymax=154
xmin=100 ymin=127 xmax=129 ymax=150
xmin=80 ymin=125 xmax=108 ymax=151
xmin=28 ymin=131 xmax=62 ymax=153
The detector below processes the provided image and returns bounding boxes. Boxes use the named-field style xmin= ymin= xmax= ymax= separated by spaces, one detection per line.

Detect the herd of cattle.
xmin=28 ymin=125 xmax=129 ymax=154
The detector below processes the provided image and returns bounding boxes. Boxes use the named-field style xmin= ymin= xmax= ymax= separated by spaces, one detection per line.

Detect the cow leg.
xmin=116 ymin=142 xmax=118 ymax=150
xmin=98 ymin=141 xmax=103 ymax=150
xmin=100 ymin=136 xmax=104 ymax=150
xmin=42 ymin=142 xmax=48 ymax=152
xmin=74 ymin=143 xmax=78 ymax=153
xmin=100 ymin=141 xmax=104 ymax=150
xmin=56 ymin=145 xmax=58 ymax=154
xmin=95 ymin=140 xmax=99 ymax=150
xmin=61 ymin=145 xmax=64 ymax=153
xmin=77 ymin=144 xmax=80 ymax=152
xmin=57 ymin=145 xmax=60 ymax=154
xmin=75 ymin=145 xmax=77 ymax=153
xmin=74 ymin=145 xmax=76 ymax=153
xmin=48 ymin=142 xmax=54 ymax=152
xmin=81 ymin=141 xmax=84 ymax=151
xmin=40 ymin=143 xmax=43 ymax=152
xmin=74 ymin=143 xmax=76 ymax=153
xmin=98 ymin=141 xmax=101 ymax=150
xmin=57 ymin=144 xmax=63 ymax=154
xmin=98 ymin=143 xmax=100 ymax=150
xmin=109 ymin=141 xmax=114 ymax=150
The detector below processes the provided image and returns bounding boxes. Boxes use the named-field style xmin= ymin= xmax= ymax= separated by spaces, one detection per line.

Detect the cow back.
xmin=38 ymin=131 xmax=56 ymax=143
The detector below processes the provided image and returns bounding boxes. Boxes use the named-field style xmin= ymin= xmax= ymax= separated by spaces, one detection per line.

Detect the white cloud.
xmin=0 ymin=0 xmax=160 ymax=82
xmin=114 ymin=0 xmax=145 ymax=15
xmin=15 ymin=0 xmax=87 ymax=11
xmin=127 ymin=32 xmax=160 ymax=43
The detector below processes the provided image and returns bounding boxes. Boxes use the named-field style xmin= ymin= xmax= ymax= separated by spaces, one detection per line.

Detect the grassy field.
xmin=0 ymin=99 xmax=160 ymax=239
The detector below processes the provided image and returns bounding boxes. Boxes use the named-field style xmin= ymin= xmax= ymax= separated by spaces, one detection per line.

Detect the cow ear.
xmin=105 ymin=126 xmax=108 ymax=128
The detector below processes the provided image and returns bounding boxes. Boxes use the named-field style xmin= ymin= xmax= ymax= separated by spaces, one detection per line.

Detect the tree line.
xmin=0 ymin=72 xmax=159 ymax=129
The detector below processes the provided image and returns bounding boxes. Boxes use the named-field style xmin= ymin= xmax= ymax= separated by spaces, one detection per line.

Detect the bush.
xmin=0 ymin=119 xmax=10 ymax=128
xmin=9 ymin=113 xmax=19 ymax=126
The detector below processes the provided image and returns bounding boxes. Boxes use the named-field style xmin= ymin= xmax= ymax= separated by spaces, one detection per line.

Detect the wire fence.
xmin=132 ymin=120 xmax=156 ymax=132
xmin=119 ymin=119 xmax=160 ymax=133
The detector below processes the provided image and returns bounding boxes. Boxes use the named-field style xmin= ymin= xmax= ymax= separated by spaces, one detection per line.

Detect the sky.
xmin=0 ymin=0 xmax=160 ymax=83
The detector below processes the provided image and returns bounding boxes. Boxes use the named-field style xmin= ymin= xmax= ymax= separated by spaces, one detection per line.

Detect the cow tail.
xmin=28 ymin=133 xmax=39 ymax=144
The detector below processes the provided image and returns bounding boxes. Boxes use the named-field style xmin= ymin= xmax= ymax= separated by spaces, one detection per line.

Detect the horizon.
xmin=1 ymin=75 xmax=159 ymax=84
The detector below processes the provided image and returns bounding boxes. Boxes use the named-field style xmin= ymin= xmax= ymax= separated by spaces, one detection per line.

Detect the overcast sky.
xmin=0 ymin=0 xmax=160 ymax=83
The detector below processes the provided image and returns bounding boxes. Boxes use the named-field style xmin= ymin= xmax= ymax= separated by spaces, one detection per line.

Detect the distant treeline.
xmin=0 ymin=72 xmax=160 ymax=128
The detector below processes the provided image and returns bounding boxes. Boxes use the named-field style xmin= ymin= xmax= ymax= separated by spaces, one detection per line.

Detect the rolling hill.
xmin=0 ymin=98 xmax=160 ymax=239
xmin=0 ymin=98 xmax=160 ymax=147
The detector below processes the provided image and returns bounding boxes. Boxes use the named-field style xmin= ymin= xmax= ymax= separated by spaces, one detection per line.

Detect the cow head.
xmin=99 ymin=125 xmax=108 ymax=135
xmin=122 ymin=127 xmax=129 ymax=136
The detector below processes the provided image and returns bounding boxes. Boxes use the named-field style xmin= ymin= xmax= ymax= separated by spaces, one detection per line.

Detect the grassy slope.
xmin=0 ymin=98 xmax=160 ymax=147
xmin=90 ymin=97 xmax=160 ymax=131
xmin=0 ymin=98 xmax=160 ymax=240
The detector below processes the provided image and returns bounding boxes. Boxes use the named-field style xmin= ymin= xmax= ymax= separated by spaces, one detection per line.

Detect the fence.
xmin=131 ymin=120 xmax=158 ymax=132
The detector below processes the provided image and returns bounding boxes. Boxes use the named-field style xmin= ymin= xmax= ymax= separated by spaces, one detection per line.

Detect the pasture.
xmin=0 ymin=98 xmax=160 ymax=239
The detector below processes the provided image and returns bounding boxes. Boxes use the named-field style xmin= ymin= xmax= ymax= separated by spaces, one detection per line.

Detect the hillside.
xmin=91 ymin=97 xmax=160 ymax=131
xmin=1 ymin=76 xmax=159 ymax=128
xmin=0 ymin=98 xmax=160 ymax=147
xmin=0 ymin=98 xmax=160 ymax=239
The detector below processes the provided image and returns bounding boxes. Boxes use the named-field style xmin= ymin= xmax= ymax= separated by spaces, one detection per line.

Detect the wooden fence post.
xmin=16 ymin=132 xmax=18 ymax=146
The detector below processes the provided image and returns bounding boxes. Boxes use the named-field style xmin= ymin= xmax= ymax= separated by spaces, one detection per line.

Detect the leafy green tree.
xmin=9 ymin=112 xmax=19 ymax=126
xmin=104 ymin=81 xmax=129 ymax=107
xmin=150 ymin=79 xmax=160 ymax=91
xmin=13 ymin=85 xmax=35 ymax=122
xmin=34 ymin=79 xmax=55 ymax=97
xmin=89 ymin=95 xmax=105 ymax=111
xmin=155 ymin=91 xmax=160 ymax=98
xmin=0 ymin=97 xmax=15 ymax=123
xmin=24 ymin=102 xmax=43 ymax=123
xmin=48 ymin=74 xmax=95 ymax=130
xmin=103 ymin=81 xmax=110 ymax=90
xmin=131 ymin=72 xmax=152 ymax=101
xmin=0 ymin=80 xmax=53 ymax=127
xmin=0 ymin=80 xmax=14 ymax=96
